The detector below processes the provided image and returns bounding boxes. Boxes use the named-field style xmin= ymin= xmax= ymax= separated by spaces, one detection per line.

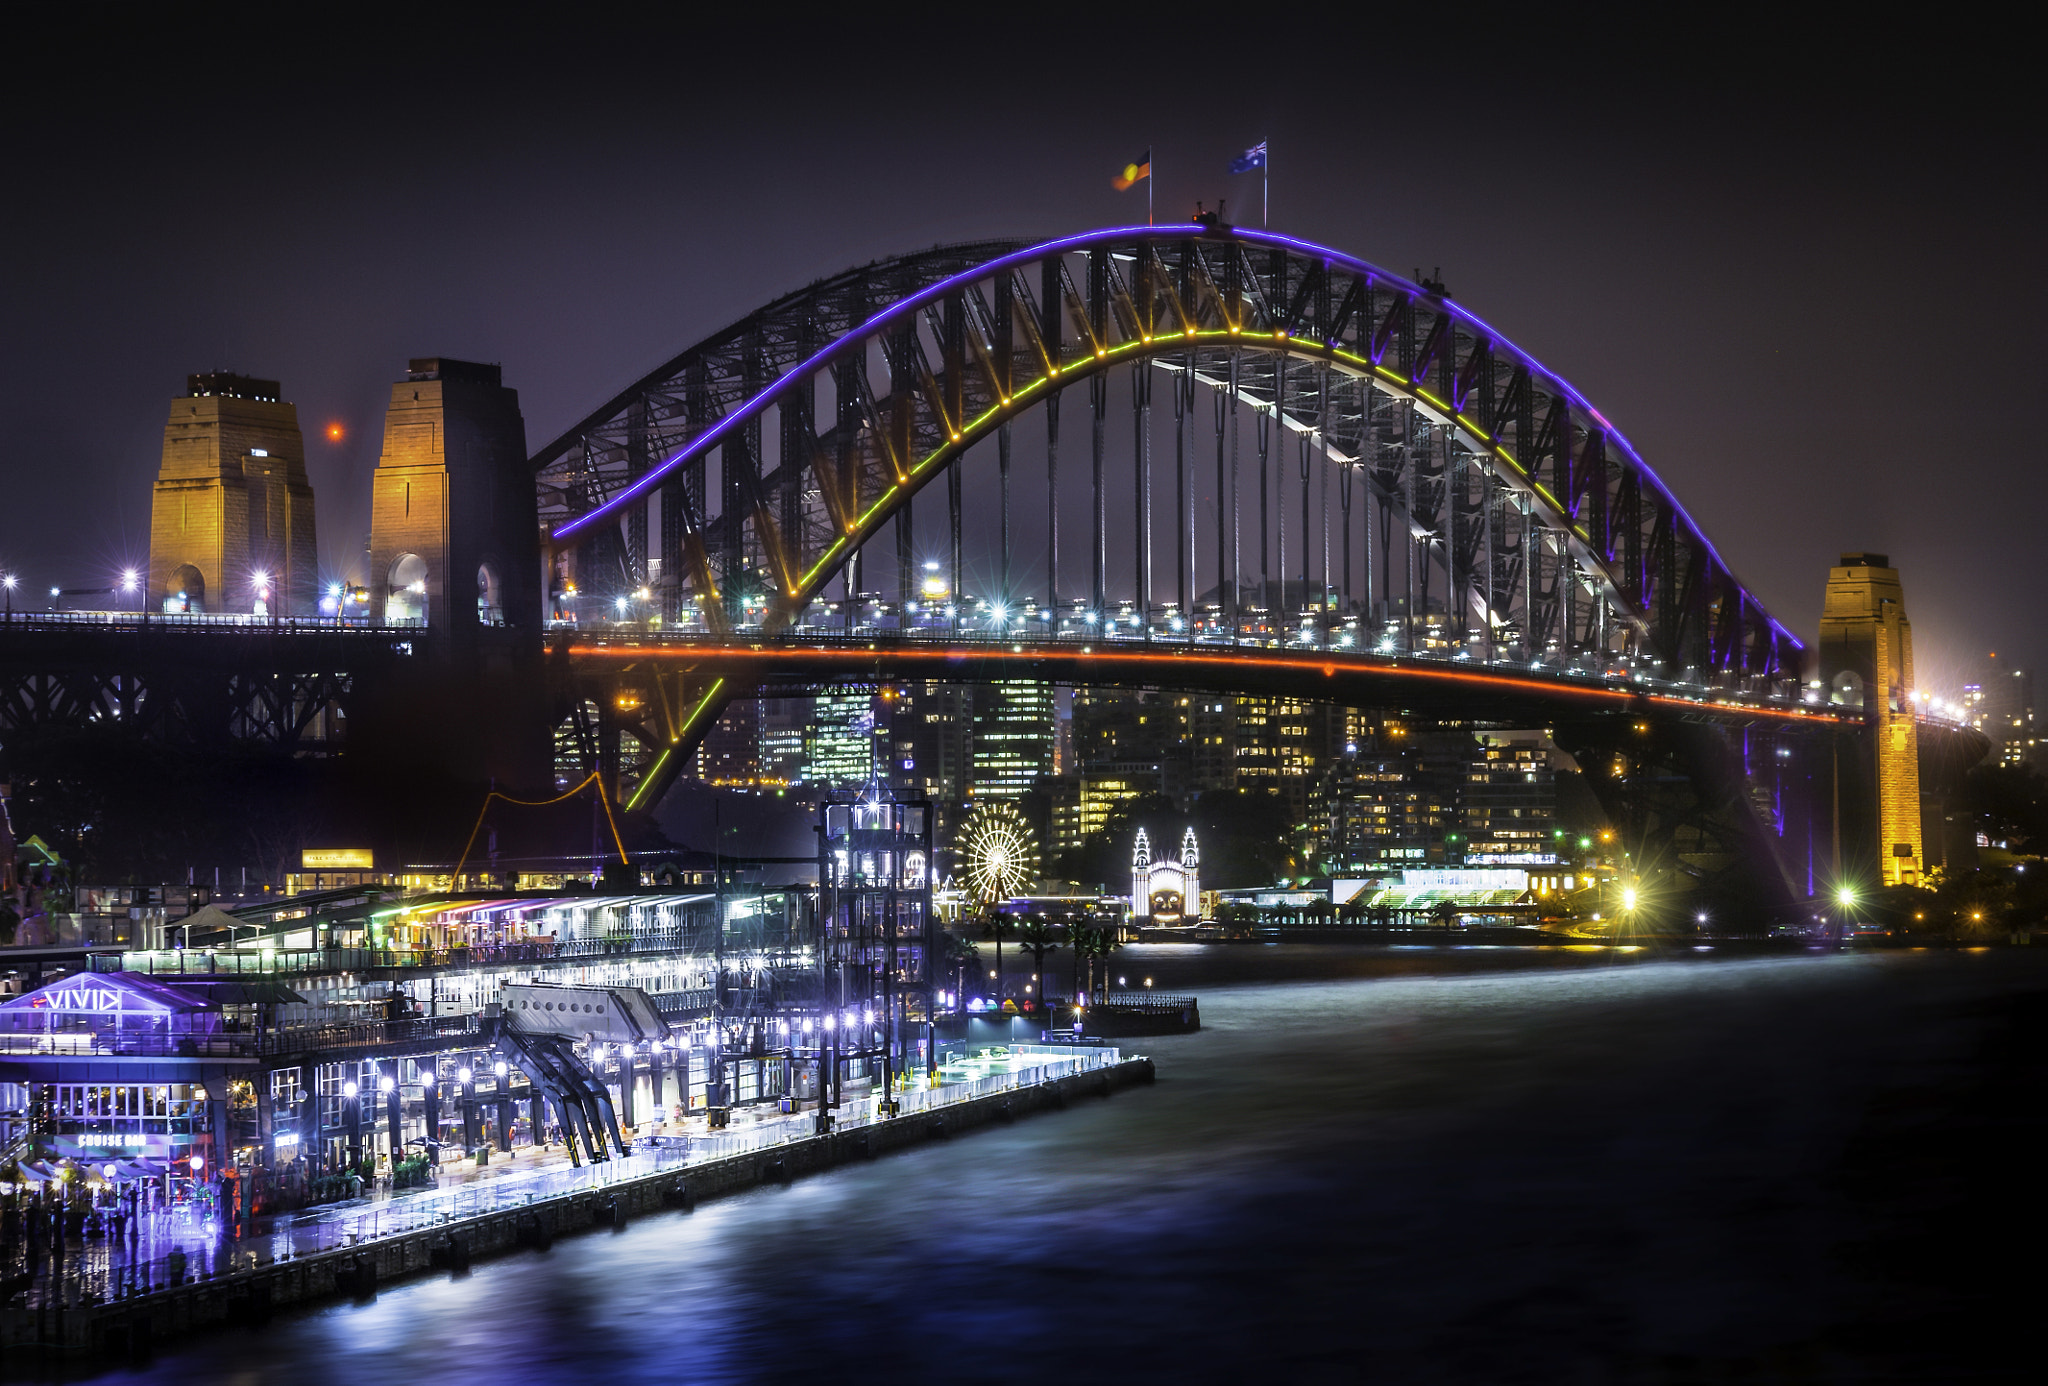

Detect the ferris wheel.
xmin=957 ymin=802 xmax=1037 ymax=904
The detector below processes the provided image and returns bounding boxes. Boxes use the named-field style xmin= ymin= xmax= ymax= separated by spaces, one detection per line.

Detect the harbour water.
xmin=51 ymin=944 xmax=2046 ymax=1383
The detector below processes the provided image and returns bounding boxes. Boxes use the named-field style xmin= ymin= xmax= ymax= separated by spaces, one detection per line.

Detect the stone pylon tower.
xmin=148 ymin=373 xmax=317 ymax=615
xmin=1130 ymin=827 xmax=1153 ymax=917
xmin=346 ymin=358 xmax=550 ymax=793
xmin=366 ymin=358 xmax=539 ymax=642
xmin=1180 ymin=826 xmax=1201 ymax=911
xmin=1818 ymin=553 xmax=1923 ymax=887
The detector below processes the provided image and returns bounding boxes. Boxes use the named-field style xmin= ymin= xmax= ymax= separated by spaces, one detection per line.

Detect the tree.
xmin=1957 ymin=763 xmax=2048 ymax=854
xmin=1012 ymin=917 xmax=1062 ymax=1004
xmin=978 ymin=905 xmax=1010 ymax=1001
xmin=1070 ymin=922 xmax=1124 ymax=1002
xmin=1214 ymin=900 xmax=1259 ymax=939
xmin=1069 ymin=925 xmax=1108 ymax=1002
xmin=934 ymin=931 xmax=979 ymax=1008
xmin=1932 ymin=869 xmax=2018 ymax=941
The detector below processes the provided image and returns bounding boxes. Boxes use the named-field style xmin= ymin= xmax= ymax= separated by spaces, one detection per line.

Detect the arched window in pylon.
xmin=387 ymin=553 xmax=429 ymax=626
xmin=477 ymin=561 xmax=503 ymax=626
xmin=163 ymin=564 xmax=205 ymax=615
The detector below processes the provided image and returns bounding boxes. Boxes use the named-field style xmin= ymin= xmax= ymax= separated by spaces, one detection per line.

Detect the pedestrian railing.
xmin=1092 ymin=992 xmax=1197 ymax=1013
xmin=0 ymin=1026 xmax=257 ymax=1059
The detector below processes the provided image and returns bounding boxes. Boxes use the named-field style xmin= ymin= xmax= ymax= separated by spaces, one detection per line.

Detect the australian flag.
xmin=1229 ymin=141 xmax=1268 ymax=173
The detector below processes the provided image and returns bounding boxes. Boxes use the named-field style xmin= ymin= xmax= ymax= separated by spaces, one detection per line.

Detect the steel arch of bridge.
xmin=542 ymin=224 xmax=1800 ymax=684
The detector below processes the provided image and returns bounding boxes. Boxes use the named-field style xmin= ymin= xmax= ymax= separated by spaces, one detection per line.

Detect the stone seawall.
xmin=0 ymin=1056 xmax=1155 ymax=1365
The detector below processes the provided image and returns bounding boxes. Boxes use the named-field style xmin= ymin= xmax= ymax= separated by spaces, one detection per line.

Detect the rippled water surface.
xmin=72 ymin=946 xmax=2048 ymax=1383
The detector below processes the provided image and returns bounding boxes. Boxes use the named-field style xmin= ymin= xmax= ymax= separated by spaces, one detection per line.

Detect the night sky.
xmin=5 ymin=12 xmax=2040 ymax=690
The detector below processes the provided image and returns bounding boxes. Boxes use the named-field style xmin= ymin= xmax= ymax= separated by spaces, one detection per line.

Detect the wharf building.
xmin=148 ymin=373 xmax=318 ymax=617
xmin=0 ymin=874 xmax=930 ymax=1191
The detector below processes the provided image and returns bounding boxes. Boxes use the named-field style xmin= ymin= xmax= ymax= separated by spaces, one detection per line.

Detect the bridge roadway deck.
xmin=565 ymin=629 xmax=1858 ymax=728
xmin=0 ymin=612 xmax=1891 ymax=729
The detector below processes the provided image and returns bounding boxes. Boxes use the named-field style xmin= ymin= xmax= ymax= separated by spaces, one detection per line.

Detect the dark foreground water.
xmin=70 ymin=947 xmax=2048 ymax=1383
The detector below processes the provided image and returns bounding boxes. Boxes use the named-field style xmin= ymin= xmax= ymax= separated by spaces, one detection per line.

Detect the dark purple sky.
xmin=5 ymin=12 xmax=2041 ymax=693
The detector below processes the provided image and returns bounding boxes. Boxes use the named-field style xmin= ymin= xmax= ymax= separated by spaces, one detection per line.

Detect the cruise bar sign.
xmin=302 ymin=848 xmax=374 ymax=869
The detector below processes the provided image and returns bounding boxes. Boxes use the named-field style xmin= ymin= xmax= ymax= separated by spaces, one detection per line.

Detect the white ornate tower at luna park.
xmin=1130 ymin=826 xmax=1203 ymax=921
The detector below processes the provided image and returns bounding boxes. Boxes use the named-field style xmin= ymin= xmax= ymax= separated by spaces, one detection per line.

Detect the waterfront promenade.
xmin=4 ymin=1044 xmax=1123 ymax=1322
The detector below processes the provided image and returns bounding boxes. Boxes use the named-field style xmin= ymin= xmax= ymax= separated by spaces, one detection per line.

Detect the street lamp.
xmin=342 ymin=1080 xmax=362 ymax=1167
xmin=1 ymin=573 xmax=13 ymax=618
xmin=379 ymin=1074 xmax=400 ymax=1164
xmin=457 ymin=1067 xmax=480 ymax=1156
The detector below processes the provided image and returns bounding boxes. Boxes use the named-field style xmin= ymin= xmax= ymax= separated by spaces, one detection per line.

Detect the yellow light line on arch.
xmin=783 ymin=326 xmax=1608 ymax=606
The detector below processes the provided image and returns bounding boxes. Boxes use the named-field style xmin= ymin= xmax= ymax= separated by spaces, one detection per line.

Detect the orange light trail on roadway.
xmin=565 ymin=641 xmax=1851 ymax=726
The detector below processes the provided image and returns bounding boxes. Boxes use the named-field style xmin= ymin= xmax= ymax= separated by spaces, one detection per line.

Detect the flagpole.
xmin=1149 ymin=148 xmax=1154 ymax=226
xmin=1263 ymin=144 xmax=1269 ymax=227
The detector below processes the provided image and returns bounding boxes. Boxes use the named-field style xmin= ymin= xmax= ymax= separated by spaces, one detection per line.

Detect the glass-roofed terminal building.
xmin=0 ymin=882 xmax=898 ymax=1198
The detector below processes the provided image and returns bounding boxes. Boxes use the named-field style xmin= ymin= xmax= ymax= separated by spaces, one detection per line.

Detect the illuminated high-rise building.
xmin=971 ymin=681 xmax=1055 ymax=800
xmin=1462 ymin=735 xmax=1558 ymax=864
xmin=886 ymin=682 xmax=974 ymax=804
xmin=759 ymin=696 xmax=812 ymax=786
xmin=149 ymin=373 xmax=317 ymax=616
xmin=1818 ymin=553 xmax=1923 ymax=887
xmin=695 ymin=701 xmax=762 ymax=786
xmin=806 ymin=689 xmax=879 ymax=789
xmin=1980 ymin=654 xmax=2037 ymax=770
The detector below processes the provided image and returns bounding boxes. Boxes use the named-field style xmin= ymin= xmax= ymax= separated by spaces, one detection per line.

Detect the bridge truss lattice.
xmin=538 ymin=225 xmax=1801 ymax=686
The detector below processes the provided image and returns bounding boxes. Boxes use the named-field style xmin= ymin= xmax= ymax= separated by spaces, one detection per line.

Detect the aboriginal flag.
xmin=1112 ymin=150 xmax=1152 ymax=190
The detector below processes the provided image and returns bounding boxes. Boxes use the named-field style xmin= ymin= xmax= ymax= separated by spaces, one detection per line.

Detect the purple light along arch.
xmin=552 ymin=224 xmax=1799 ymax=651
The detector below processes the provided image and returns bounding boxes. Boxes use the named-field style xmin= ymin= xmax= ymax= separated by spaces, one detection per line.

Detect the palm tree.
xmin=1012 ymin=916 xmax=1062 ymax=1007
xmin=934 ymin=932 xmax=979 ymax=1010
xmin=1071 ymin=922 xmax=1123 ymax=1003
xmin=1069 ymin=925 xmax=1102 ymax=1003
xmin=978 ymin=905 xmax=1010 ymax=1004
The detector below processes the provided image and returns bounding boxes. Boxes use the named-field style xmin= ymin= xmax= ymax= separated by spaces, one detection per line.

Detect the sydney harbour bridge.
xmin=0 ymin=222 xmax=1980 ymax=916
